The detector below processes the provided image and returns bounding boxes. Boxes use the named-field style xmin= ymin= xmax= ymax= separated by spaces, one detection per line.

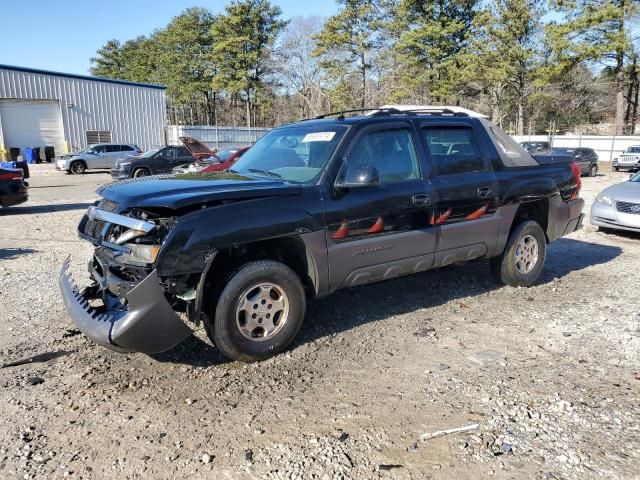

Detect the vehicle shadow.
xmin=151 ymin=333 xmax=232 ymax=367
xmin=1 ymin=202 xmax=92 ymax=215
xmin=161 ymin=237 xmax=621 ymax=366
xmin=0 ymin=247 xmax=37 ymax=260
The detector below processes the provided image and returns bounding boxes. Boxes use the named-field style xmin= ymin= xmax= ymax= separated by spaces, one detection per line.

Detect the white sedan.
xmin=591 ymin=172 xmax=640 ymax=233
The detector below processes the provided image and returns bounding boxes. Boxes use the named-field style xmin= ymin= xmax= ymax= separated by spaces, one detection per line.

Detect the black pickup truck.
xmin=59 ymin=108 xmax=584 ymax=362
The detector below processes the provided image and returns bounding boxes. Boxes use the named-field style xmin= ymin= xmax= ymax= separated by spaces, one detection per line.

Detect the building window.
xmin=86 ymin=130 xmax=112 ymax=144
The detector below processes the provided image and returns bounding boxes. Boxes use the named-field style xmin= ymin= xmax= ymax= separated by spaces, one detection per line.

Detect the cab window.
xmin=422 ymin=127 xmax=485 ymax=176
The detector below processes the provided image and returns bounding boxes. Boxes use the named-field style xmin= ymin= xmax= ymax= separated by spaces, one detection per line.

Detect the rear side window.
xmin=120 ymin=145 xmax=135 ymax=152
xmin=422 ymin=127 xmax=485 ymax=175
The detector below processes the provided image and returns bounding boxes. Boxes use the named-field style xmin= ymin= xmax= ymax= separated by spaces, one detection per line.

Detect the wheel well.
xmin=200 ymin=236 xmax=316 ymax=319
xmin=71 ymin=159 xmax=86 ymax=167
xmin=512 ymin=200 xmax=549 ymax=241
xmin=133 ymin=166 xmax=150 ymax=174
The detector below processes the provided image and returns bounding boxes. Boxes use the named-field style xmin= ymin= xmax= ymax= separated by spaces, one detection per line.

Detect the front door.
xmin=417 ymin=122 xmax=501 ymax=263
xmin=324 ymin=123 xmax=437 ymax=290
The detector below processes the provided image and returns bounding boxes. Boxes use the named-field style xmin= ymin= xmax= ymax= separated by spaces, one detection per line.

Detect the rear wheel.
xmin=132 ymin=167 xmax=150 ymax=178
xmin=490 ymin=220 xmax=547 ymax=287
xmin=205 ymin=260 xmax=306 ymax=362
xmin=70 ymin=161 xmax=86 ymax=175
xmin=589 ymin=164 xmax=597 ymax=177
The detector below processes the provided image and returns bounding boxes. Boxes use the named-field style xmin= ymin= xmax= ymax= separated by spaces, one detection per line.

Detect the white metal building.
xmin=0 ymin=64 xmax=166 ymax=159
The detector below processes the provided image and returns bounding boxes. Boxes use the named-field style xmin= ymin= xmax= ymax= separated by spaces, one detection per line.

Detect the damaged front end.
xmin=59 ymin=201 xmax=196 ymax=354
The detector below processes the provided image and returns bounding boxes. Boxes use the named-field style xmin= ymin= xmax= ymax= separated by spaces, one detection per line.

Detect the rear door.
xmin=104 ymin=145 xmax=123 ymax=168
xmin=154 ymin=147 xmax=178 ymax=173
xmin=417 ymin=121 xmax=501 ymax=264
xmin=175 ymin=146 xmax=195 ymax=166
xmin=324 ymin=122 xmax=437 ymax=289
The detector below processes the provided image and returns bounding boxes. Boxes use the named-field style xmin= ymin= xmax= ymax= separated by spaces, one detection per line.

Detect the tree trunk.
xmin=517 ymin=98 xmax=524 ymax=136
xmin=615 ymin=49 xmax=625 ymax=135
xmin=360 ymin=50 xmax=366 ymax=109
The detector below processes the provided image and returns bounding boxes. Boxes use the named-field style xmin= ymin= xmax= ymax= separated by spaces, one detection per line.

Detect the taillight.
xmin=0 ymin=171 xmax=23 ymax=181
xmin=570 ymin=162 xmax=581 ymax=195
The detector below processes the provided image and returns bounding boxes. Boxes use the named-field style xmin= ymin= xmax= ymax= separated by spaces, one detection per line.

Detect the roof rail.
xmin=309 ymin=106 xmax=470 ymax=121
xmin=314 ymin=108 xmax=401 ymax=120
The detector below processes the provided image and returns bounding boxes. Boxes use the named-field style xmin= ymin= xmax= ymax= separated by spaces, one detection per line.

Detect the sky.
xmin=0 ymin=0 xmax=339 ymax=75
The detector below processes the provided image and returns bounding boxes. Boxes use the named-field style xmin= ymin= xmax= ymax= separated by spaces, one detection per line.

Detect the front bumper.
xmin=591 ymin=202 xmax=640 ymax=232
xmin=55 ymin=160 xmax=70 ymax=171
xmin=110 ymin=169 xmax=130 ymax=180
xmin=613 ymin=159 xmax=640 ymax=170
xmin=59 ymin=257 xmax=193 ymax=354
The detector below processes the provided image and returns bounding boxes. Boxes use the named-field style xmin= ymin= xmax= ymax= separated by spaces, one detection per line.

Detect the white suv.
xmin=613 ymin=146 xmax=640 ymax=172
xmin=56 ymin=144 xmax=141 ymax=174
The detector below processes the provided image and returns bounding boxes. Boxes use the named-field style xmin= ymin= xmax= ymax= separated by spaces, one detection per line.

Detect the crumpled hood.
xmin=96 ymin=172 xmax=301 ymax=210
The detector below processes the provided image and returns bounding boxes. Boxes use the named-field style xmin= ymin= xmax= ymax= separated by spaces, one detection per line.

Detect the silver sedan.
xmin=591 ymin=172 xmax=640 ymax=233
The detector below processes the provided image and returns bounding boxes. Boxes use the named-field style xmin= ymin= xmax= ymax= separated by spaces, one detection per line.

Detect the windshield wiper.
xmin=247 ymin=168 xmax=282 ymax=179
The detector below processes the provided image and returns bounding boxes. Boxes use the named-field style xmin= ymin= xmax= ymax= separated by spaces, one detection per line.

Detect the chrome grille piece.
xmin=616 ymin=201 xmax=640 ymax=215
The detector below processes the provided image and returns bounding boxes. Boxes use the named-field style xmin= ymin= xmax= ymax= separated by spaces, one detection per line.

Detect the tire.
xmin=614 ymin=166 xmax=620 ymax=172
xmin=205 ymin=260 xmax=306 ymax=362
xmin=490 ymin=220 xmax=547 ymax=287
xmin=133 ymin=167 xmax=150 ymax=178
xmin=70 ymin=161 xmax=86 ymax=175
xmin=589 ymin=164 xmax=597 ymax=177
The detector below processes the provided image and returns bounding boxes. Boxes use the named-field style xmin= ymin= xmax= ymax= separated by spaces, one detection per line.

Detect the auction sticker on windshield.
xmin=302 ymin=132 xmax=336 ymax=142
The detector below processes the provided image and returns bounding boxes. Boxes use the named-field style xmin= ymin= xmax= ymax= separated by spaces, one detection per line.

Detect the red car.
xmin=178 ymin=136 xmax=217 ymax=162
xmin=201 ymin=145 xmax=251 ymax=173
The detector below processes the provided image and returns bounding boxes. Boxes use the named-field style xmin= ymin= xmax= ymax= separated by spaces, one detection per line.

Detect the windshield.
xmin=140 ymin=147 xmax=163 ymax=158
xmin=231 ymin=125 xmax=347 ymax=183
xmin=626 ymin=146 xmax=640 ymax=153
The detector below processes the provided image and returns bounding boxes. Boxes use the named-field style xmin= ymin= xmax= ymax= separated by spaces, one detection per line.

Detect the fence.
xmin=512 ymin=134 xmax=640 ymax=162
xmin=166 ymin=125 xmax=270 ymax=151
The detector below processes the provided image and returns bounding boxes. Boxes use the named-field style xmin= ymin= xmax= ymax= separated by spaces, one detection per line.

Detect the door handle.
xmin=477 ymin=187 xmax=493 ymax=198
xmin=413 ymin=193 xmax=432 ymax=206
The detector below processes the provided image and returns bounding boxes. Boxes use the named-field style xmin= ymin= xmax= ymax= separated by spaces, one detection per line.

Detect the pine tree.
xmin=546 ymin=0 xmax=639 ymax=134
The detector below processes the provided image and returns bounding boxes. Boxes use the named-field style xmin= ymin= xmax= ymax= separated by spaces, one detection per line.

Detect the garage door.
xmin=0 ymin=99 xmax=65 ymax=157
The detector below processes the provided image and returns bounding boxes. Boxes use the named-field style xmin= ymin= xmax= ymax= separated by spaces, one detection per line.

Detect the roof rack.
xmin=310 ymin=106 xmax=470 ymax=121
xmin=313 ymin=108 xmax=400 ymax=120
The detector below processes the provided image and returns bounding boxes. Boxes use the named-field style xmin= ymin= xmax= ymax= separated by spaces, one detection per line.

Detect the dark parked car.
xmin=0 ymin=166 xmax=28 ymax=207
xmin=111 ymin=145 xmax=195 ymax=179
xmin=551 ymin=147 xmax=599 ymax=177
xmin=520 ymin=141 xmax=552 ymax=154
xmin=60 ymin=107 xmax=584 ymax=362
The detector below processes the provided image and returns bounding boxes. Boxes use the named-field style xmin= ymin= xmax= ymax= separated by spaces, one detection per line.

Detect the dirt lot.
xmin=0 ymin=165 xmax=638 ymax=480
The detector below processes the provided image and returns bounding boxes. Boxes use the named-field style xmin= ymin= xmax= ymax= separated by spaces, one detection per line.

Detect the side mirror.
xmin=336 ymin=165 xmax=380 ymax=189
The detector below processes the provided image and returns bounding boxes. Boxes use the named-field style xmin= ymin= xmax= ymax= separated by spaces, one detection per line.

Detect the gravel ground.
xmin=0 ymin=164 xmax=638 ymax=480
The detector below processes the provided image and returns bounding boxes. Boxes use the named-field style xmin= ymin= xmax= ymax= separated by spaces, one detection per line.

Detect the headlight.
xmin=595 ymin=193 xmax=613 ymax=206
xmin=122 ymin=243 xmax=161 ymax=264
xmin=118 ymin=162 xmax=132 ymax=170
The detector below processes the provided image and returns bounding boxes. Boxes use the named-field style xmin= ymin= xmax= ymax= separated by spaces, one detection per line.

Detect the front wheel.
xmin=133 ymin=167 xmax=150 ymax=178
xmin=589 ymin=164 xmax=597 ymax=177
xmin=206 ymin=260 xmax=306 ymax=362
xmin=490 ymin=220 xmax=547 ymax=287
xmin=70 ymin=161 xmax=86 ymax=174
xmin=614 ymin=166 xmax=620 ymax=172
